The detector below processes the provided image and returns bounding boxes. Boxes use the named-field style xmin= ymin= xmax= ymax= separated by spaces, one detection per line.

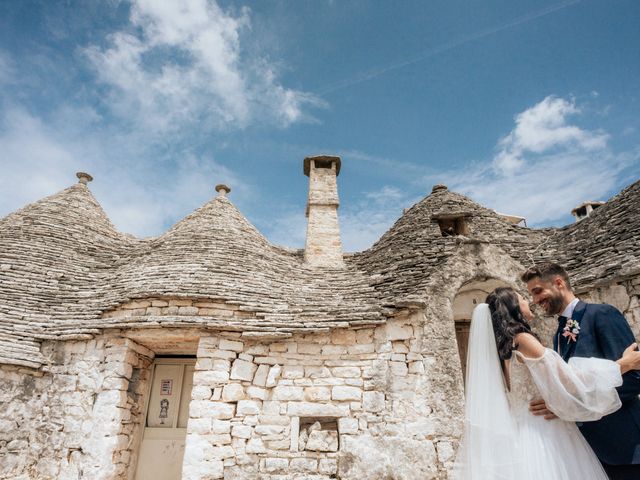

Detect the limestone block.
xmin=255 ymin=424 xmax=286 ymax=435
xmin=237 ymin=400 xmax=262 ymax=416
xmin=246 ymin=386 xmax=267 ymax=400
xmin=266 ymin=364 xmax=282 ymax=387
xmin=322 ymin=345 xmax=347 ymax=355
xmin=192 ymin=385 xmax=213 ymax=400
xmin=348 ymin=344 xmax=375 ymax=354
xmin=238 ymin=353 xmax=254 ymax=362
xmin=263 ymin=457 xmax=288 ymax=473
xmin=212 ymin=387 xmax=222 ymax=400
xmin=169 ymin=299 xmax=192 ymax=307
xmin=287 ymin=402 xmax=349 ymax=417
xmin=304 ymin=386 xmax=331 ymax=401
xmin=188 ymin=418 xmax=212 ymax=434
xmin=261 ymin=401 xmax=282 ymax=415
xmin=272 ymin=386 xmax=304 ymax=401
xmin=177 ymin=306 xmax=199 ymax=315
xmin=392 ymin=341 xmax=410 ymax=353
xmin=331 ymin=329 xmax=356 ymax=345
xmin=282 ymin=365 xmax=305 ymax=379
xmin=193 ymin=370 xmax=230 ymax=386
xmin=270 ymin=343 xmax=288 ymax=352
xmin=213 ymin=359 xmax=231 ymax=371
xmin=297 ymin=343 xmax=323 ymax=355
xmin=385 ymin=322 xmax=413 ymax=341
xmin=331 ymin=366 xmax=361 ymax=378
xmin=231 ymin=425 xmax=253 ymax=439
xmin=246 ymin=344 xmax=269 ymax=355
xmin=601 ymin=284 xmax=631 ymax=312
xmin=319 ymin=457 xmax=338 ymax=475
xmin=409 ymin=361 xmax=425 ymax=374
xmin=212 ymin=349 xmax=237 ymax=360
xmin=195 ymin=357 xmax=213 ymax=371
xmin=207 ymin=433 xmax=232 ymax=445
xmin=390 ymin=361 xmax=408 ymax=376
xmin=222 ymin=383 xmax=245 ymax=402
xmin=332 ymin=386 xmax=362 ymax=401
xmin=194 ymin=401 xmax=236 ymax=419
xmin=182 ymin=459 xmax=224 ymax=480
xmin=338 ymin=417 xmax=359 ymax=434
xmin=339 ymin=434 xmax=437 ymax=479
xmin=290 ymin=457 xmax=318 ymax=472
xmin=212 ymin=419 xmax=231 ymax=434
xmin=151 ymin=299 xmax=169 ymax=307
xmin=199 ymin=308 xmax=234 ymax=317
xmin=345 ymin=378 xmax=364 ymax=387
xmin=252 ymin=364 xmax=270 ymax=387
xmin=198 ymin=336 xmax=219 ymax=350
xmin=230 ymin=359 xmax=257 ymax=382
xmin=437 ymin=441 xmax=455 ymax=463
xmin=246 ymin=437 xmax=267 ymax=453
xmin=363 ymin=391 xmax=385 ymax=412
xmin=303 ymin=366 xmax=329 ymax=379
xmin=305 ymin=430 xmax=338 ymax=452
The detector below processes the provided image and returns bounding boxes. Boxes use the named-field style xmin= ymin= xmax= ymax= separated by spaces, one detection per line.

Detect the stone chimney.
xmin=303 ymin=155 xmax=344 ymax=268
xmin=571 ymin=201 xmax=605 ymax=222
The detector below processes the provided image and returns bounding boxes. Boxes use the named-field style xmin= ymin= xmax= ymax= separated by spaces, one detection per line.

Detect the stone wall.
xmin=183 ymin=314 xmax=457 ymax=480
xmin=0 ymin=337 xmax=153 ymax=480
xmin=578 ymin=275 xmax=640 ymax=338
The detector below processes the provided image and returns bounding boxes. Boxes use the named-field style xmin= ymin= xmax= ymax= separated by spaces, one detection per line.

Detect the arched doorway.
xmin=453 ymin=278 xmax=508 ymax=381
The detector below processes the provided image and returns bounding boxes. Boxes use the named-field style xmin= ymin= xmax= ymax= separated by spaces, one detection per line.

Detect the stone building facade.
xmin=1 ymin=157 xmax=639 ymax=480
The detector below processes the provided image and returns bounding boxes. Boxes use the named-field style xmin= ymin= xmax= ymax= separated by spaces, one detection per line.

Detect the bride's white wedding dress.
xmin=453 ymin=304 xmax=622 ymax=480
xmin=505 ymin=349 xmax=619 ymax=479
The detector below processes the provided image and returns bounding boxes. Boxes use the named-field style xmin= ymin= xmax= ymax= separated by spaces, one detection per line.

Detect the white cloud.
xmin=493 ymin=96 xmax=609 ymax=175
xmin=84 ymin=0 xmax=323 ymax=134
xmin=431 ymin=96 xmax=634 ymax=226
xmin=0 ymin=106 xmax=250 ymax=238
xmin=0 ymin=107 xmax=82 ymax=211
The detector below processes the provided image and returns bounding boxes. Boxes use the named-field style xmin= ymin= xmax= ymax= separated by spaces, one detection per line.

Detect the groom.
xmin=522 ymin=262 xmax=640 ymax=479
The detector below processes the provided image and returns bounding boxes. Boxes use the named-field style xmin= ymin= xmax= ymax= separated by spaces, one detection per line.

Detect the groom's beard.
xmin=541 ymin=292 xmax=565 ymax=315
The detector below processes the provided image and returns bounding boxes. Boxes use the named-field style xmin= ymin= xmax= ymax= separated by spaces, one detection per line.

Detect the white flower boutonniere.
xmin=562 ymin=319 xmax=580 ymax=343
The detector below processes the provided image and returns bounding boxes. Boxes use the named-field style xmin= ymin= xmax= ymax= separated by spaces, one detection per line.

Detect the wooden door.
xmin=135 ymin=359 xmax=195 ymax=480
xmin=455 ymin=320 xmax=471 ymax=383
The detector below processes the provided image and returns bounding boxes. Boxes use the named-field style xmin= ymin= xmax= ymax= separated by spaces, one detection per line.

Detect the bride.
xmin=453 ymin=287 xmax=640 ymax=480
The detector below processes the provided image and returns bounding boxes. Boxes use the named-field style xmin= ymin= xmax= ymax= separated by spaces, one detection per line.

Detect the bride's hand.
xmin=529 ymin=398 xmax=558 ymax=420
xmin=617 ymin=343 xmax=640 ymax=374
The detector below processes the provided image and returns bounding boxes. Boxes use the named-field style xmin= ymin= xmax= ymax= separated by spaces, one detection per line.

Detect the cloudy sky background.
xmin=1 ymin=0 xmax=639 ymax=251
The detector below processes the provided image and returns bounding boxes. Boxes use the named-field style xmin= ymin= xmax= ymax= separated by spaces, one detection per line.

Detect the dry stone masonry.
xmin=1 ymin=156 xmax=639 ymax=479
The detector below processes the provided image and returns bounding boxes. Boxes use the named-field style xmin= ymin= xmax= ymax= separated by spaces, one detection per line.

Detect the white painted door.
xmin=135 ymin=359 xmax=195 ymax=480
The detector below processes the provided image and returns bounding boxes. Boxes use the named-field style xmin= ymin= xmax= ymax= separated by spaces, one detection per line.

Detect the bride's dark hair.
xmin=486 ymin=286 xmax=539 ymax=360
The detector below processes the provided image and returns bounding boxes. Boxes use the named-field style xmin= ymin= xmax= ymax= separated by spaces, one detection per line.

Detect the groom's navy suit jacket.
xmin=554 ymin=300 xmax=640 ymax=465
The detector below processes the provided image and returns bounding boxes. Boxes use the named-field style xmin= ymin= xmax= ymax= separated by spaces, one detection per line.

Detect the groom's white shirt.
xmin=561 ymin=298 xmax=580 ymax=318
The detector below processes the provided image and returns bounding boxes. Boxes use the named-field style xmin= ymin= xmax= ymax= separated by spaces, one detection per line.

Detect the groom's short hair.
xmin=521 ymin=262 xmax=572 ymax=290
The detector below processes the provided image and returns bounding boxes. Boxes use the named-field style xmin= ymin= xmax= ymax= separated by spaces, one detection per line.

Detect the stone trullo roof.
xmin=0 ymin=182 xmax=382 ymax=368
xmin=1 ymin=176 xmax=638 ymax=369
xmin=538 ymin=179 xmax=640 ymax=291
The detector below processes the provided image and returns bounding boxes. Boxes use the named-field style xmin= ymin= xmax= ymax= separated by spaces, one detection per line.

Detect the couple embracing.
xmin=454 ymin=263 xmax=640 ymax=480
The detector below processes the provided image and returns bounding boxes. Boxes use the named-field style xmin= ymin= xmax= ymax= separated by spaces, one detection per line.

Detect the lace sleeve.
xmin=516 ymin=348 xmax=622 ymax=421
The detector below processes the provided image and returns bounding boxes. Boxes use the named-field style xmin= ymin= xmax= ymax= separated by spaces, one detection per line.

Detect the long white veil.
xmin=452 ymin=303 xmax=521 ymax=479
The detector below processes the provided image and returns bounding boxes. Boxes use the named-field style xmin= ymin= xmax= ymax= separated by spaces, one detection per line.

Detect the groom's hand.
xmin=529 ymin=398 xmax=557 ymax=420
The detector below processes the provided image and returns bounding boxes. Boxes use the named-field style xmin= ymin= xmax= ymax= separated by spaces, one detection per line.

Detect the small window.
xmin=436 ymin=216 xmax=469 ymax=236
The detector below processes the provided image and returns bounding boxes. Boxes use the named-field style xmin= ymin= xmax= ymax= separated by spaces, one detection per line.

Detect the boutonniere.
xmin=562 ymin=319 xmax=580 ymax=343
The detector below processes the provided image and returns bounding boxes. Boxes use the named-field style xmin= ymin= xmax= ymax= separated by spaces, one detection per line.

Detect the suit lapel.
xmin=561 ymin=300 xmax=586 ymax=361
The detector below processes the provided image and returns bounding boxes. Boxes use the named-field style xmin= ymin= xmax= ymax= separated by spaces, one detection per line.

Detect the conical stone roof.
xmin=1 ymin=177 xmax=638 ymax=369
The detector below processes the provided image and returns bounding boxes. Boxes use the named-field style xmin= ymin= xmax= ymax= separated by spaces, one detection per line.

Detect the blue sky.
xmin=1 ymin=0 xmax=639 ymax=251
